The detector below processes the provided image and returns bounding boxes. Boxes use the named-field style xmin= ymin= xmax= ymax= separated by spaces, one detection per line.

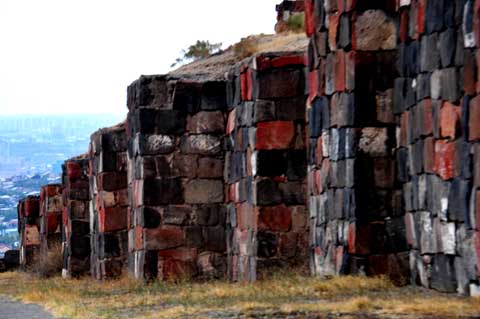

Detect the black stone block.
xmin=155 ymin=110 xmax=186 ymax=135
xmin=456 ymin=138 xmax=472 ymax=180
xmin=132 ymin=108 xmax=156 ymax=134
xmin=257 ymin=231 xmax=277 ymax=258
xmin=70 ymin=235 xmax=90 ymax=259
xmin=201 ymin=81 xmax=226 ymax=111
xmin=343 ymin=187 xmax=356 ymax=219
xmin=393 ymin=78 xmax=405 ymax=114
xmin=309 ymin=97 xmax=329 ymax=137
xmin=287 ymin=150 xmax=307 ymax=181
xmin=276 ymin=96 xmax=306 ymax=121
xmin=431 ymin=254 xmax=457 ymax=293
xmin=420 ymin=34 xmax=440 ymax=72
xmin=439 ymin=28 xmax=456 ymax=68
xmin=441 ymin=67 xmax=461 ymax=103
xmin=416 ymin=73 xmax=431 ymax=100
xmin=279 ymin=181 xmax=305 ymax=205
xmin=256 ymin=150 xmax=288 ymax=176
xmin=143 ymin=207 xmax=162 ymax=228
xmin=425 ymin=0 xmax=444 ymax=34
xmin=197 ymin=205 xmax=225 ymax=226
xmin=173 ymin=81 xmax=201 ymax=114
xmin=71 ymin=220 xmax=90 ymax=236
xmin=99 ymin=233 xmax=120 ymax=259
xmin=143 ymin=178 xmax=183 ymax=205
xmin=396 ymin=148 xmax=409 ymax=183
xmin=385 ymin=217 xmax=408 ymax=253
xmin=256 ymin=178 xmax=282 ymax=206
xmin=448 ymin=178 xmax=471 ymax=223
xmin=254 ymin=100 xmax=276 ymax=123
xmin=204 ymin=226 xmax=226 ymax=252
xmin=406 ymin=41 xmax=419 ymax=78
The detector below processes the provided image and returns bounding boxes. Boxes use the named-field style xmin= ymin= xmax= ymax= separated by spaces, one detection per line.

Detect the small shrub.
xmin=233 ymin=37 xmax=259 ymax=59
xmin=171 ymin=40 xmax=222 ymax=67
xmin=285 ymin=13 xmax=305 ymax=33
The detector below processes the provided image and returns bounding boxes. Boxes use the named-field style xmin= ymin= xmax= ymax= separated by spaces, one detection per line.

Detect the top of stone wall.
xmin=170 ymin=33 xmax=308 ymax=82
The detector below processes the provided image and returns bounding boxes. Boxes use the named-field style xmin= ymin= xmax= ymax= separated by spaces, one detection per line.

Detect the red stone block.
xmin=335 ymin=50 xmax=346 ymax=92
xmin=417 ymin=0 xmax=425 ymax=36
xmin=475 ymin=0 xmax=480 ymax=48
xmin=24 ymin=198 xmax=39 ymax=217
xmin=328 ymin=14 xmax=340 ymax=51
xmin=236 ymin=202 xmax=255 ymax=231
xmin=309 ymin=70 xmax=319 ymax=103
xmin=399 ymin=9 xmax=409 ymax=43
xmin=469 ymin=96 xmax=480 ymax=141
xmin=316 ymin=138 xmax=323 ymax=166
xmin=434 ymin=140 xmax=457 ymax=180
xmin=240 ymin=68 xmax=253 ymax=101
xmin=305 ymin=0 xmax=315 ymax=37
xmin=144 ymin=226 xmax=185 ymax=250
xmin=66 ymin=161 xmax=81 ymax=180
xmin=424 ymin=137 xmax=435 ymax=174
xmin=440 ymin=101 xmax=460 ymax=140
xmin=420 ymin=99 xmax=433 ymax=137
xmin=270 ymin=55 xmax=305 ymax=69
xmin=135 ymin=225 xmax=143 ymax=250
xmin=99 ymin=206 xmax=128 ymax=233
xmin=25 ymin=225 xmax=40 ymax=246
xmin=158 ymin=258 xmax=196 ymax=281
xmin=158 ymin=248 xmax=198 ymax=262
xmin=256 ymin=121 xmax=295 ymax=150
xmin=46 ymin=213 xmax=60 ymax=234
xmin=464 ymin=50 xmax=477 ymax=96
xmin=258 ymin=205 xmax=292 ymax=232
xmin=348 ymin=222 xmax=371 ymax=255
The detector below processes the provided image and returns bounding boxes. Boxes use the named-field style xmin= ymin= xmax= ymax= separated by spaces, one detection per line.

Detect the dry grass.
xmin=35 ymin=242 xmax=63 ymax=278
xmin=0 ymin=271 xmax=479 ymax=318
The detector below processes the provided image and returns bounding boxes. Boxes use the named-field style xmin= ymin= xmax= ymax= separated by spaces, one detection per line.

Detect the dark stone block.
xmin=287 ymin=150 xmax=307 ymax=181
xmin=254 ymin=100 xmax=276 ymax=123
xmin=393 ymin=78 xmax=405 ymax=114
xmin=197 ymin=205 xmax=225 ymax=226
xmin=132 ymin=108 xmax=156 ymax=134
xmin=279 ymin=181 xmax=305 ymax=205
xmin=204 ymin=225 xmax=226 ymax=252
xmin=201 ymin=81 xmax=226 ymax=111
xmin=420 ymin=34 xmax=439 ymax=72
xmin=439 ymin=28 xmax=456 ymax=68
xmin=396 ymin=148 xmax=409 ymax=183
xmin=173 ymin=81 xmax=201 ymax=114
xmin=256 ymin=178 xmax=282 ymax=206
xmin=70 ymin=235 xmax=90 ymax=259
xmin=338 ymin=14 xmax=351 ymax=49
xmin=155 ymin=110 xmax=186 ymax=135
xmin=143 ymin=178 xmax=183 ymax=206
xmin=411 ymin=140 xmax=424 ymax=175
xmin=257 ymin=231 xmax=277 ymax=258
xmin=441 ymin=67 xmax=461 ymax=103
xmin=334 ymin=188 xmax=345 ymax=219
xmin=431 ymin=254 xmax=457 ymax=293
xmin=142 ymin=207 xmax=162 ymax=228
xmin=276 ymin=96 xmax=306 ymax=121
xmin=448 ymin=178 xmax=471 ymax=223
xmin=255 ymin=69 xmax=305 ymax=100
xmin=185 ymin=226 xmax=204 ymax=248
xmin=416 ymin=73 xmax=431 ymax=100
xmin=425 ymin=0 xmax=444 ymax=34
xmin=456 ymin=138 xmax=472 ymax=180
xmin=385 ymin=217 xmax=408 ymax=253
xmin=405 ymin=41 xmax=419 ymax=78
xmin=337 ymin=93 xmax=355 ymax=127
xmin=255 ymin=150 xmax=288 ymax=177
xmin=309 ymin=97 xmax=329 ymax=137
xmin=344 ymin=187 xmax=356 ymax=219
xmin=99 ymin=233 xmax=120 ymax=259
xmin=71 ymin=220 xmax=90 ymax=236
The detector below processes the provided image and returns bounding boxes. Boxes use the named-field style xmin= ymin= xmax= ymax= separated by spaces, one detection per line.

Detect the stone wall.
xmin=39 ymin=184 xmax=63 ymax=262
xmin=393 ymin=0 xmax=480 ymax=295
xmin=61 ymin=155 xmax=91 ymax=278
xmin=17 ymin=196 xmax=40 ymax=270
xmin=305 ymin=0 xmax=409 ymax=284
xmin=126 ymin=75 xmax=227 ymax=281
xmin=89 ymin=123 xmax=129 ymax=279
xmin=225 ymin=52 xmax=309 ymax=282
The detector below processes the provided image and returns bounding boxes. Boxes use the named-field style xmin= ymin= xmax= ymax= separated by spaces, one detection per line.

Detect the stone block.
xmin=358 ymin=127 xmax=389 ymax=157
xmin=439 ymin=28 xmax=456 ymax=68
xmin=187 ymin=111 xmax=225 ymax=134
xmin=185 ymin=180 xmax=223 ymax=204
xmin=143 ymin=178 xmax=183 ymax=206
xmin=180 ymin=135 xmax=222 ymax=155
xmin=420 ymin=33 xmax=440 ymax=72
xmin=257 ymin=205 xmax=292 ymax=232
xmin=439 ymin=101 xmax=460 ymax=140
xmin=255 ymin=178 xmax=282 ymax=206
xmin=99 ymin=206 xmax=128 ymax=233
xmin=198 ymin=157 xmax=223 ymax=179
xmin=255 ymin=69 xmax=304 ymax=100
xmin=448 ymin=178 xmax=471 ymax=223
xmin=440 ymin=68 xmax=461 ymax=103
xmin=144 ymin=226 xmax=185 ymax=251
xmin=434 ymin=140 xmax=457 ymax=180
xmin=431 ymin=255 xmax=457 ymax=293
xmin=469 ymin=96 xmax=480 ymax=141
xmin=255 ymin=121 xmax=295 ymax=150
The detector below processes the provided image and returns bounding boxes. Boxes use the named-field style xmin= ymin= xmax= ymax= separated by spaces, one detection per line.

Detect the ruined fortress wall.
xmin=17 ymin=196 xmax=40 ymax=270
xmin=126 ymin=76 xmax=227 ymax=281
xmin=39 ymin=184 xmax=63 ymax=262
xmin=61 ymin=156 xmax=91 ymax=278
xmin=393 ymin=0 xmax=480 ymax=294
xmin=225 ymin=53 xmax=309 ymax=281
xmin=305 ymin=0 xmax=480 ymax=295
xmin=305 ymin=0 xmax=409 ymax=283
xmin=89 ymin=123 xmax=129 ymax=279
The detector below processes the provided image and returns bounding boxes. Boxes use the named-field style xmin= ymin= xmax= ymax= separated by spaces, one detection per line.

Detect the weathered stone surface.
xmin=354 ymin=10 xmax=396 ymax=51
xmin=180 ymin=135 xmax=222 ymax=155
xmin=184 ymin=180 xmax=224 ymax=204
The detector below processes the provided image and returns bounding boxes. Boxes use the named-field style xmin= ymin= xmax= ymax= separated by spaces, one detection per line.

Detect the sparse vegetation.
xmin=285 ymin=13 xmax=305 ymax=33
xmin=233 ymin=37 xmax=259 ymax=59
xmin=35 ymin=242 xmax=63 ymax=278
xmin=171 ymin=40 xmax=223 ymax=67
xmin=0 ymin=271 xmax=479 ymax=318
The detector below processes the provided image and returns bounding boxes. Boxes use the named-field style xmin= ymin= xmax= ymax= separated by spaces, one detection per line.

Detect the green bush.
xmin=285 ymin=13 xmax=305 ymax=33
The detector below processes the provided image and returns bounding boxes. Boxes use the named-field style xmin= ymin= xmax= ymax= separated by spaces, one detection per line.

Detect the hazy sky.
xmin=0 ymin=0 xmax=279 ymax=116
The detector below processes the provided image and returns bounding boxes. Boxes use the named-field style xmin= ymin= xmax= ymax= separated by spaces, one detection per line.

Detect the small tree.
xmin=171 ymin=40 xmax=222 ymax=67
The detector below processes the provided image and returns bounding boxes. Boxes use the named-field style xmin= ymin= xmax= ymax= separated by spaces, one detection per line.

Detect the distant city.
xmin=0 ymin=114 xmax=125 ymax=252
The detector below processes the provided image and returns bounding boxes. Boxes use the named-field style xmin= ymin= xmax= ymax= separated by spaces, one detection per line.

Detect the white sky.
xmin=0 ymin=0 xmax=279 ymax=116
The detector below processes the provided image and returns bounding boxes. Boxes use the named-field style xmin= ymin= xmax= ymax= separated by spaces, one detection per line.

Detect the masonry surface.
xmin=8 ymin=0 xmax=480 ymax=297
